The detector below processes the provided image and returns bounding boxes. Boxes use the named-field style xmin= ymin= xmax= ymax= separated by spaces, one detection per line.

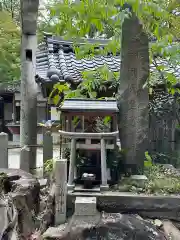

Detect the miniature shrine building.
xmin=59 ymin=98 xmax=119 ymax=190
xmin=35 ymin=34 xmax=121 ymax=190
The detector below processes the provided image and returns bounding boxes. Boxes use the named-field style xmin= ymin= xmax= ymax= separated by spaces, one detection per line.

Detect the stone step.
xmin=74 ymin=185 xmax=100 ymax=193
xmin=74 ymin=197 xmax=97 ymax=216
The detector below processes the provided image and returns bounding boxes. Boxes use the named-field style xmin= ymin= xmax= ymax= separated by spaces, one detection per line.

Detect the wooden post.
xmin=100 ymin=138 xmax=109 ymax=191
xmin=20 ymin=0 xmax=39 ymax=173
xmin=54 ymin=158 xmax=67 ymax=225
xmin=0 ymin=132 xmax=8 ymax=168
xmin=43 ymin=130 xmax=53 ymax=176
xmin=67 ymin=138 xmax=76 ymax=190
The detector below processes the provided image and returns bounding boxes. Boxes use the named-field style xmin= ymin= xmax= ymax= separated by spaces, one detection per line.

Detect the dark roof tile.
xmin=36 ymin=35 xmax=180 ymax=86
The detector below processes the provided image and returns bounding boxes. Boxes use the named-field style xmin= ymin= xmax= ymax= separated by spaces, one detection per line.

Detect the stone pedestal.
xmin=54 ymin=158 xmax=67 ymax=225
xmin=20 ymin=146 xmax=30 ymax=172
xmin=74 ymin=197 xmax=97 ymax=216
xmin=0 ymin=132 xmax=8 ymax=168
xmin=130 ymin=175 xmax=148 ymax=188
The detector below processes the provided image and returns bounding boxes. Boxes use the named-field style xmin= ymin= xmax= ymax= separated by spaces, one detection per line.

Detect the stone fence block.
xmin=0 ymin=132 xmax=8 ymax=168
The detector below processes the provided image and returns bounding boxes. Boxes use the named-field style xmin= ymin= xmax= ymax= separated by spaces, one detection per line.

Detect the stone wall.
xmin=67 ymin=193 xmax=180 ymax=221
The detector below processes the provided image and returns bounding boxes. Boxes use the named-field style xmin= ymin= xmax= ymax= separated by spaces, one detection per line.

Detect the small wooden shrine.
xmin=58 ymin=98 xmax=119 ymax=191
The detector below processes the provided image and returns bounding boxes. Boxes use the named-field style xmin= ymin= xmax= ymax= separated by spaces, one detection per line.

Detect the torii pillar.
xmin=20 ymin=0 xmax=40 ymax=173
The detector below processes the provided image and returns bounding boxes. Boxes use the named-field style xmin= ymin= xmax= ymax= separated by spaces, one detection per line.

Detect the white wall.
xmin=51 ymin=107 xmax=60 ymax=121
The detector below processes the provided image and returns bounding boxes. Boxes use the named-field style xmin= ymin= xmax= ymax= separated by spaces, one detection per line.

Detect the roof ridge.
xmin=58 ymin=49 xmax=74 ymax=82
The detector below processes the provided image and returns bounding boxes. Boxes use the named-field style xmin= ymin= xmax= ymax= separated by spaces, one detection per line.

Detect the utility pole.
xmin=20 ymin=0 xmax=40 ymax=173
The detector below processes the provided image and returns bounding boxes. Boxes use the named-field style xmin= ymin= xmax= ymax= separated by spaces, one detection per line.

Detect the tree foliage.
xmin=0 ymin=0 xmax=20 ymax=24
xmin=47 ymin=0 xmax=179 ymax=41
xmin=41 ymin=0 xmax=180 ymax=105
xmin=0 ymin=11 xmax=20 ymax=83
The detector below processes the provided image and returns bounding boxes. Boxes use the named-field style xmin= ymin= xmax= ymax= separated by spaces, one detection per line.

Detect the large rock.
xmin=0 ymin=168 xmax=40 ymax=238
xmin=43 ymin=213 xmax=166 ymax=239
xmin=0 ymin=196 xmax=18 ymax=240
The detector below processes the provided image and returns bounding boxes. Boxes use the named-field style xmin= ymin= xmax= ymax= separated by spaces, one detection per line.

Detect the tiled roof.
xmin=0 ymin=81 xmax=20 ymax=93
xmin=36 ymin=35 xmax=121 ymax=84
xmin=60 ymin=99 xmax=118 ymax=112
xmin=36 ymin=34 xmax=180 ymax=86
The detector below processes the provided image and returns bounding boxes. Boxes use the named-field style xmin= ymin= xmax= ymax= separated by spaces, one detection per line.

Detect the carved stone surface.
xmin=54 ymin=159 xmax=67 ymax=225
xmin=117 ymin=11 xmax=149 ymax=174
xmin=43 ymin=213 xmax=166 ymax=240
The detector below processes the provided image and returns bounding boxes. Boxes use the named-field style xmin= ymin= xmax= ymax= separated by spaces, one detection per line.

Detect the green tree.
xmin=41 ymin=0 xmax=179 ymax=104
xmin=0 ymin=0 xmax=20 ymax=23
xmin=0 ymin=11 xmax=20 ymax=83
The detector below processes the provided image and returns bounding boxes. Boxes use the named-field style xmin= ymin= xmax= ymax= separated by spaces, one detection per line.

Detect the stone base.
xmin=130 ymin=175 xmax=148 ymax=188
xmin=67 ymin=184 xmax=75 ymax=190
xmin=55 ymin=213 xmax=66 ymax=226
xmin=75 ymin=197 xmax=97 ymax=216
xmin=100 ymin=184 xmax=109 ymax=191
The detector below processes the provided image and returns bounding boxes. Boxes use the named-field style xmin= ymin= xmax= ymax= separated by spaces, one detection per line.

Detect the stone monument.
xmin=117 ymin=5 xmax=149 ymax=174
xmin=54 ymin=158 xmax=67 ymax=225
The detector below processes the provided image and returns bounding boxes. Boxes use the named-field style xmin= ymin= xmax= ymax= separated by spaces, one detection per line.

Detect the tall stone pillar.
xmin=67 ymin=138 xmax=76 ymax=190
xmin=20 ymin=0 xmax=39 ymax=173
xmin=117 ymin=7 xmax=149 ymax=174
xmin=100 ymin=138 xmax=109 ymax=190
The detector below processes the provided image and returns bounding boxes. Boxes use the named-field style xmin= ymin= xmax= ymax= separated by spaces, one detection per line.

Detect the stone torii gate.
xmin=59 ymin=130 xmax=119 ymax=191
xmin=20 ymin=0 xmax=40 ymax=172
